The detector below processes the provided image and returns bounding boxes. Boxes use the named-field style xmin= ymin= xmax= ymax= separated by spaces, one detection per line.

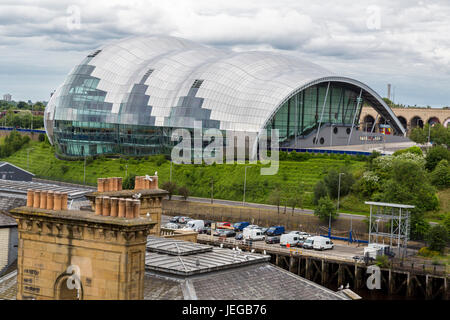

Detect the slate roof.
xmin=0 ymin=271 xmax=17 ymax=300
xmin=0 ymin=237 xmax=348 ymax=300
xmin=0 ymin=211 xmax=19 ymax=227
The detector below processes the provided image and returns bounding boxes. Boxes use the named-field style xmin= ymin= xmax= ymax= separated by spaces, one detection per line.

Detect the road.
xmin=170 ymin=195 xmax=367 ymax=220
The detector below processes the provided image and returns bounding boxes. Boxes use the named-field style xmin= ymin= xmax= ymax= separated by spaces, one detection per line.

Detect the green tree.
xmin=268 ymin=188 xmax=282 ymax=214
xmin=409 ymin=127 xmax=427 ymax=144
xmin=178 ymin=185 xmax=190 ymax=200
xmin=425 ymin=145 xmax=450 ymax=171
xmin=314 ymin=196 xmax=338 ymax=223
xmin=313 ymin=180 xmax=328 ymax=205
xmin=410 ymin=213 xmax=431 ymax=241
xmin=426 ymin=225 xmax=449 ymax=254
xmin=287 ymin=192 xmax=303 ymax=215
xmin=323 ymin=168 xmax=355 ymax=199
xmin=431 ymin=159 xmax=450 ymax=189
xmin=122 ymin=173 xmax=136 ymax=190
xmin=161 ymin=181 xmax=177 ymax=200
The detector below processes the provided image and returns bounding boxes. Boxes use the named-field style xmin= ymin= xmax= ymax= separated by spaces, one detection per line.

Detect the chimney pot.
xmin=61 ymin=193 xmax=68 ymax=210
xmin=33 ymin=190 xmax=41 ymax=209
xmin=97 ymin=178 xmax=105 ymax=192
xmin=27 ymin=189 xmax=34 ymax=207
xmin=133 ymin=199 xmax=141 ymax=218
xmin=102 ymin=196 xmax=111 ymax=216
xmin=118 ymin=199 xmax=126 ymax=218
xmin=53 ymin=192 xmax=62 ymax=211
xmin=46 ymin=191 xmax=54 ymax=210
xmin=40 ymin=191 xmax=48 ymax=209
xmin=110 ymin=197 xmax=119 ymax=217
xmin=95 ymin=197 xmax=103 ymax=215
xmin=125 ymin=199 xmax=134 ymax=219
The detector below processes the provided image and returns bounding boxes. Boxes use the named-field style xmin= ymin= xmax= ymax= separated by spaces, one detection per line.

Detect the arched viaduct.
xmin=359 ymin=106 xmax=450 ymax=134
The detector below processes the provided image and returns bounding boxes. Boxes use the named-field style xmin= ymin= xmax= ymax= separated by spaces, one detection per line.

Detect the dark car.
xmin=233 ymin=222 xmax=250 ymax=231
xmin=203 ymin=220 xmax=213 ymax=228
xmin=214 ymin=229 xmax=236 ymax=237
xmin=265 ymin=236 xmax=280 ymax=244
xmin=266 ymin=226 xmax=285 ymax=236
xmin=198 ymin=227 xmax=211 ymax=235
xmin=169 ymin=216 xmax=181 ymax=223
xmin=235 ymin=233 xmax=244 ymax=240
xmin=296 ymin=239 xmax=305 ymax=248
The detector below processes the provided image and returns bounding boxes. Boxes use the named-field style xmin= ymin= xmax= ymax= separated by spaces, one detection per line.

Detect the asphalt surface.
xmin=170 ymin=195 xmax=367 ymax=221
xmin=161 ymin=214 xmax=366 ymax=261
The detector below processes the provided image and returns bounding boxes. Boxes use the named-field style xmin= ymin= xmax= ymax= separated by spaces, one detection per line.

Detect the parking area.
xmin=161 ymin=215 xmax=365 ymax=260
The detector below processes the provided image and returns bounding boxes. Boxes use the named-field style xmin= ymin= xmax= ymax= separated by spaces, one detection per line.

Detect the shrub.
xmin=418 ymin=247 xmax=440 ymax=258
xmin=425 ymin=145 xmax=450 ymax=171
xmin=393 ymin=146 xmax=423 ymax=157
xmin=323 ymin=168 xmax=355 ymax=199
xmin=38 ymin=133 xmax=46 ymax=142
xmin=431 ymin=159 xmax=450 ymax=189
xmin=375 ymin=255 xmax=391 ymax=268
xmin=61 ymin=165 xmax=69 ymax=174
xmin=425 ymin=225 xmax=449 ymax=254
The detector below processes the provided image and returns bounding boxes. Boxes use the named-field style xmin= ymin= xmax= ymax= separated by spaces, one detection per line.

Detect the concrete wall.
xmin=0 ymin=228 xmax=9 ymax=271
xmin=162 ymin=199 xmax=369 ymax=239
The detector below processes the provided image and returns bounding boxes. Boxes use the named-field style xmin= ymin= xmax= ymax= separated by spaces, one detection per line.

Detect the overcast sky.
xmin=1 ymin=0 xmax=449 ymax=107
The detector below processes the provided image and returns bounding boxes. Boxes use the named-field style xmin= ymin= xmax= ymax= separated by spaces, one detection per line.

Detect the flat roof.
xmin=0 ymin=179 xmax=94 ymax=200
xmin=147 ymin=236 xmax=212 ymax=256
xmin=365 ymin=201 xmax=415 ymax=209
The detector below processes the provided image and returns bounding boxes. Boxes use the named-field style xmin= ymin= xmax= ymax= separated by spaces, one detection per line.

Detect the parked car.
xmin=216 ymin=222 xmax=233 ymax=229
xmin=182 ymin=219 xmax=205 ymax=232
xmin=178 ymin=216 xmax=192 ymax=224
xmin=235 ymin=233 xmax=244 ymax=240
xmin=198 ymin=227 xmax=211 ymax=234
xmin=215 ymin=229 xmax=236 ymax=237
xmin=288 ymin=231 xmax=311 ymax=240
xmin=169 ymin=216 xmax=182 ymax=223
xmin=243 ymin=228 xmax=265 ymax=241
xmin=280 ymin=233 xmax=302 ymax=247
xmin=164 ymin=222 xmax=179 ymax=230
xmin=233 ymin=222 xmax=250 ymax=231
xmin=265 ymin=236 xmax=281 ymax=244
xmin=266 ymin=226 xmax=285 ymax=236
xmin=312 ymin=236 xmax=334 ymax=251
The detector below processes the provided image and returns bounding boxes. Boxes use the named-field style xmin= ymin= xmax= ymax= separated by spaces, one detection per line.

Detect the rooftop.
xmin=0 ymin=179 xmax=94 ymax=200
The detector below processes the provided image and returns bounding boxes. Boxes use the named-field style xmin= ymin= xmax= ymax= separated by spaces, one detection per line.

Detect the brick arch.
xmin=444 ymin=117 xmax=450 ymax=128
xmin=362 ymin=114 xmax=376 ymax=131
xmin=427 ymin=116 xmax=440 ymax=125
xmin=397 ymin=116 xmax=408 ymax=130
xmin=410 ymin=116 xmax=424 ymax=129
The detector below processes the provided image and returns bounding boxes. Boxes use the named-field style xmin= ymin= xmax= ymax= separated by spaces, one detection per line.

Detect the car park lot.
xmin=162 ymin=215 xmax=365 ymax=260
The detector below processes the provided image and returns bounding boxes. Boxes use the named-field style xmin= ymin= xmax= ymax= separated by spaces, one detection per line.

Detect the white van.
xmin=312 ymin=236 xmax=334 ymax=251
xmin=280 ymin=234 xmax=302 ymax=247
xmin=243 ymin=228 xmax=265 ymax=241
xmin=182 ymin=220 xmax=204 ymax=232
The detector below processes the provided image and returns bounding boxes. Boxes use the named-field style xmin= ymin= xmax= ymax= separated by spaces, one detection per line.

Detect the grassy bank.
xmin=0 ymin=140 xmax=369 ymax=213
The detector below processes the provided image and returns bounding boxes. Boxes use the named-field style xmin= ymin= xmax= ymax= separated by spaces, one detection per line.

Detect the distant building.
xmin=0 ymin=162 xmax=35 ymax=182
xmin=2 ymin=94 xmax=11 ymax=102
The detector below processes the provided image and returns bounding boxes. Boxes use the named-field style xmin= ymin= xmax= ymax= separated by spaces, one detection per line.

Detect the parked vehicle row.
xmin=165 ymin=216 xmax=334 ymax=251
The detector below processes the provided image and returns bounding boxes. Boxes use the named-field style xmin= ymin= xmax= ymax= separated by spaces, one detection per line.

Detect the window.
xmin=192 ymin=79 xmax=204 ymax=89
xmin=87 ymin=50 xmax=101 ymax=58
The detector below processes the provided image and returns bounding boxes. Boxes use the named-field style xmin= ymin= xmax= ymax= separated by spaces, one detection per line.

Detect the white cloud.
xmin=0 ymin=0 xmax=449 ymax=107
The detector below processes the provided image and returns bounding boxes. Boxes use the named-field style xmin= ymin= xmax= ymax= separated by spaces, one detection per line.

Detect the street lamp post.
xmin=330 ymin=172 xmax=344 ymax=237
xmin=83 ymin=155 xmax=86 ymax=185
xmin=210 ymin=178 xmax=214 ymax=204
xmin=27 ymin=148 xmax=34 ymax=172
xmin=243 ymin=166 xmax=250 ymax=206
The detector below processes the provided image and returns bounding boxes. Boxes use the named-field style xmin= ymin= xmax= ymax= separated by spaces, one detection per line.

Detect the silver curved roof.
xmin=45 ymin=35 xmax=405 ymax=139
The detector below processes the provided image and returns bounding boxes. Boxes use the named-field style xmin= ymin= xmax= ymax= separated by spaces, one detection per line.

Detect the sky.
xmin=0 ymin=0 xmax=449 ymax=107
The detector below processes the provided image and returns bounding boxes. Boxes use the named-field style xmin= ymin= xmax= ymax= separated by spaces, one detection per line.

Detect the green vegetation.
xmin=314 ymin=196 xmax=337 ymax=223
xmin=425 ymin=225 xmax=449 ymax=254
xmin=409 ymin=123 xmax=450 ymax=146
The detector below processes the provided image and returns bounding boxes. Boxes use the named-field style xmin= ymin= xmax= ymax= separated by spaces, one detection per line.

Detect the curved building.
xmin=45 ymin=35 xmax=405 ymax=157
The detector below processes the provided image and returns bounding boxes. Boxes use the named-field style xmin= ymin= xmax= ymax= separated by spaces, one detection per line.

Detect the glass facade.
xmin=45 ymin=36 xmax=401 ymax=157
xmin=266 ymin=83 xmax=363 ymax=143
